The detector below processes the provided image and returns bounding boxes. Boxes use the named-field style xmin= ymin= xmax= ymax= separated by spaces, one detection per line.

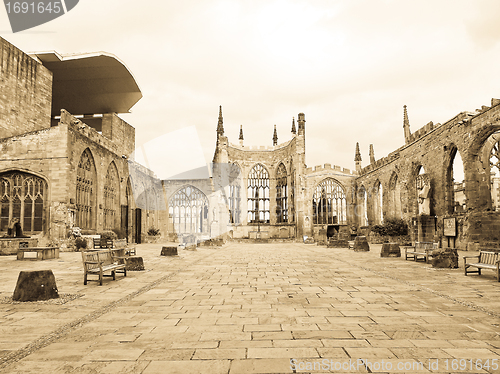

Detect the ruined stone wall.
xmin=304 ymin=164 xmax=357 ymax=238
xmin=102 ymin=113 xmax=136 ymax=158
xmin=226 ymin=137 xmax=301 ymax=238
xmin=0 ymin=38 xmax=52 ymax=139
xmin=356 ymin=99 xmax=500 ymax=250
xmin=0 ymin=110 xmax=148 ymax=241
xmin=0 ymin=124 xmax=69 ymax=239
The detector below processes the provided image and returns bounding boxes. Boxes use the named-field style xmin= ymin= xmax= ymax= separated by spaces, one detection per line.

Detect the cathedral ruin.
xmin=1 ymin=36 xmax=499 ymax=251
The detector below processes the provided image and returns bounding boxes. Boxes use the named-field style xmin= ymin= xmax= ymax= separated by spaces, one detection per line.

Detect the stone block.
xmin=125 ymin=256 xmax=144 ymax=271
xmin=380 ymin=243 xmax=401 ymax=257
xmin=13 ymin=270 xmax=59 ymax=302
xmin=327 ymin=239 xmax=349 ymax=248
xmin=431 ymin=248 xmax=458 ymax=268
xmin=353 ymin=236 xmax=370 ymax=252
xmin=161 ymin=246 xmax=178 ymax=256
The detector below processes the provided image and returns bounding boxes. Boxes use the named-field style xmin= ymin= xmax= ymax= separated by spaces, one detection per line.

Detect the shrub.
xmin=97 ymin=231 xmax=118 ymax=241
xmin=112 ymin=228 xmax=126 ymax=239
xmin=80 ymin=229 xmax=96 ymax=236
xmin=75 ymin=237 xmax=87 ymax=250
xmin=147 ymin=227 xmax=160 ymax=236
xmin=371 ymin=218 xmax=408 ymax=237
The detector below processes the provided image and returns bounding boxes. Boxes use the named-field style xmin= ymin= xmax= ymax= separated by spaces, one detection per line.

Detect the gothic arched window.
xmin=104 ymin=162 xmax=119 ymax=230
xmin=247 ymin=164 xmax=270 ymax=224
xmin=312 ymin=178 xmax=346 ymax=225
xmin=375 ymin=181 xmax=383 ymax=224
xmin=276 ymin=163 xmax=288 ymax=223
xmin=389 ymin=173 xmax=402 ymax=219
xmin=0 ymin=172 xmax=46 ymax=234
xmin=76 ymin=149 xmax=97 ymax=230
xmin=358 ymin=185 xmax=368 ymax=226
xmin=169 ymin=186 xmax=208 ymax=235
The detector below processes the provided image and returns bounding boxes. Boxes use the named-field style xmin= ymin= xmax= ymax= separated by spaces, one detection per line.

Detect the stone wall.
xmin=0 ymin=37 xmax=52 ymax=139
xmin=356 ymin=99 xmax=500 ymax=250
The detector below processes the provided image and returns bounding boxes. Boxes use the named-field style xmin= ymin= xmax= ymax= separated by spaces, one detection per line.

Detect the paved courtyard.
xmin=0 ymin=242 xmax=499 ymax=373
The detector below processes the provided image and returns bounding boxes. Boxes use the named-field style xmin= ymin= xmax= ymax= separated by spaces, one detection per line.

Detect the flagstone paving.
xmin=0 ymin=242 xmax=499 ymax=373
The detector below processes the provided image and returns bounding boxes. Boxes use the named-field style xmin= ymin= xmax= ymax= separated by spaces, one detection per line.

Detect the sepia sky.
xmin=2 ymin=0 xmax=500 ymax=177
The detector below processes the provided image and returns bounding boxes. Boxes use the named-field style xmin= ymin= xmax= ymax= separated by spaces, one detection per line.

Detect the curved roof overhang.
xmin=31 ymin=51 xmax=142 ymax=116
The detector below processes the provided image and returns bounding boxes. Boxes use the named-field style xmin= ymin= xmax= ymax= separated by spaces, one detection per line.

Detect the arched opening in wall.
xmin=416 ymin=166 xmax=431 ymax=215
xmin=290 ymin=169 xmax=295 ymax=223
xmin=276 ymin=163 xmax=288 ymax=223
xmin=0 ymin=171 xmax=47 ymax=235
xmin=169 ymin=186 xmax=208 ymax=236
xmin=487 ymin=132 xmax=500 ymax=211
xmin=76 ymin=148 xmax=97 ymax=230
xmin=357 ymin=185 xmax=368 ymax=226
xmin=312 ymin=178 xmax=347 ymax=225
xmin=389 ymin=172 xmax=402 ymax=219
xmin=374 ymin=181 xmax=383 ymax=224
xmin=123 ymin=180 xmax=132 ymax=241
xmin=446 ymin=148 xmax=466 ymax=214
xmin=104 ymin=162 xmax=120 ymax=231
xmin=247 ymin=164 xmax=270 ymax=224
xmin=229 ymin=163 xmax=242 ymax=225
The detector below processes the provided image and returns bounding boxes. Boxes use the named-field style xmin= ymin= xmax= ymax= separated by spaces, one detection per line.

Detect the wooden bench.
xmin=81 ymin=250 xmax=126 ymax=285
xmin=404 ymin=242 xmax=438 ymax=262
xmin=93 ymin=238 xmax=113 ymax=249
xmin=17 ymin=247 xmax=59 ymax=261
xmin=464 ymin=251 xmax=500 ymax=282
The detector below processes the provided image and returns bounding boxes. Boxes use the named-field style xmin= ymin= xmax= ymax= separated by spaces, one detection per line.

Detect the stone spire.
xmin=403 ymin=105 xmax=411 ymax=143
xmin=291 ymin=117 xmax=296 ymax=134
xmin=239 ymin=125 xmax=244 ymax=146
xmin=369 ymin=144 xmax=375 ymax=164
xmin=355 ymin=142 xmax=362 ymax=161
xmin=217 ymin=105 xmax=224 ymax=138
xmin=355 ymin=142 xmax=362 ymax=173
xmin=273 ymin=124 xmax=278 ymax=146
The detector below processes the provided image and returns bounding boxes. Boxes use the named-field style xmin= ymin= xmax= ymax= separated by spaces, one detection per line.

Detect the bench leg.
xmin=84 ymin=273 xmax=88 ymax=285
xmin=99 ymin=270 xmax=103 ymax=286
xmin=124 ymin=268 xmax=127 ymax=277
xmin=112 ymin=271 xmax=116 ymax=280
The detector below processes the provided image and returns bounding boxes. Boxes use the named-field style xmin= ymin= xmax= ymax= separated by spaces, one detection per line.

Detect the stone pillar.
xmin=417 ymin=216 xmax=436 ymax=242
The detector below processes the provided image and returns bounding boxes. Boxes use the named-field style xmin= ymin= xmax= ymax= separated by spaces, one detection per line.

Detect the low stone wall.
xmin=0 ymin=238 xmax=38 ymax=255
xmin=368 ymin=233 xmax=411 ymax=245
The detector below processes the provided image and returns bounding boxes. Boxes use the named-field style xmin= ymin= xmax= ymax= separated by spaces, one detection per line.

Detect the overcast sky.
xmin=2 ymin=0 xmax=500 ymax=177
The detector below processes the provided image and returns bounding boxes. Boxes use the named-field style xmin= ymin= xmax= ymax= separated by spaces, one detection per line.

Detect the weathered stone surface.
xmin=380 ymin=243 xmax=401 ymax=257
xmin=327 ymin=239 xmax=349 ymax=248
xmin=13 ymin=270 xmax=59 ymax=302
xmin=161 ymin=246 xmax=178 ymax=256
xmin=431 ymin=248 xmax=458 ymax=268
xmin=125 ymin=256 xmax=144 ymax=271
xmin=0 ymin=238 xmax=38 ymax=255
xmin=353 ymin=236 xmax=370 ymax=252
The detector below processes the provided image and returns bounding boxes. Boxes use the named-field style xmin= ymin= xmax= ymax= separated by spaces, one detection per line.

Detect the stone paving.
xmin=0 ymin=242 xmax=499 ymax=373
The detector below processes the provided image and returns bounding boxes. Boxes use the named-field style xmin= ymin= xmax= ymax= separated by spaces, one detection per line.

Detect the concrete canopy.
xmin=31 ymin=51 xmax=142 ymax=117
